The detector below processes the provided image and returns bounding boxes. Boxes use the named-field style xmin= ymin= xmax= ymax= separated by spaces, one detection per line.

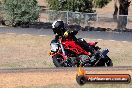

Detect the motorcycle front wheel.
xmin=52 ymin=54 xmax=65 ymax=67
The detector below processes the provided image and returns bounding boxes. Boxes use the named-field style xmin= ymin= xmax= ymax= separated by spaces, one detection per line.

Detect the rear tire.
xmin=96 ymin=59 xmax=106 ymax=66
xmin=105 ymin=56 xmax=113 ymax=67
xmin=95 ymin=56 xmax=113 ymax=67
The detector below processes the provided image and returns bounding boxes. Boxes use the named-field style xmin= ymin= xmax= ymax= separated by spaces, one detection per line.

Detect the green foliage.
xmin=46 ymin=0 xmax=60 ymax=10
xmin=47 ymin=0 xmax=112 ymax=12
xmin=75 ymin=0 xmax=94 ymax=12
xmin=2 ymin=0 xmax=40 ymax=25
xmin=47 ymin=0 xmax=94 ymax=13
xmin=0 ymin=1 xmax=3 ymax=20
xmin=93 ymin=0 xmax=112 ymax=8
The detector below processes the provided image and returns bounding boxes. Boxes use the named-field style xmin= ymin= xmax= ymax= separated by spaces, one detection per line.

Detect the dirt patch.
xmin=0 ymin=70 xmax=131 ymax=88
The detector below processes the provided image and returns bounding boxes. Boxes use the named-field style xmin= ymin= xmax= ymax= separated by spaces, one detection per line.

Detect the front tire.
xmin=52 ymin=54 xmax=65 ymax=67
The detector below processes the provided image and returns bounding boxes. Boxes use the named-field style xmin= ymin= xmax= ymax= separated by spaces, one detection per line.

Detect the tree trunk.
xmin=113 ymin=0 xmax=131 ymax=30
xmin=113 ymin=0 xmax=118 ymax=22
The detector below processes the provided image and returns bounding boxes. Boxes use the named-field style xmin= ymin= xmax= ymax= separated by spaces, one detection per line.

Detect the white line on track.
xmin=21 ymin=34 xmax=32 ymax=36
xmin=122 ymin=41 xmax=128 ymax=43
xmin=39 ymin=35 xmax=46 ymax=37
xmin=6 ymin=33 xmax=16 ymax=35
xmin=97 ymin=39 xmax=103 ymax=41
xmin=109 ymin=40 xmax=116 ymax=42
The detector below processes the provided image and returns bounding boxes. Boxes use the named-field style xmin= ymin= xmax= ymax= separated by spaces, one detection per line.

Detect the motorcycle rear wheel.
xmin=105 ymin=56 xmax=113 ymax=66
xmin=94 ymin=56 xmax=113 ymax=67
xmin=98 ymin=56 xmax=113 ymax=67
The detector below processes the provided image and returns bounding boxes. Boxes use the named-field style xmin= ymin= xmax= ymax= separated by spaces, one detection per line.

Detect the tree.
xmin=0 ymin=0 xmax=3 ymax=22
xmin=2 ymin=0 xmax=40 ymax=26
xmin=114 ymin=0 xmax=131 ymax=30
xmin=47 ymin=0 xmax=94 ymax=13
xmin=47 ymin=0 xmax=112 ymax=13
xmin=93 ymin=0 xmax=112 ymax=8
xmin=46 ymin=0 xmax=60 ymax=11
xmin=75 ymin=0 xmax=94 ymax=12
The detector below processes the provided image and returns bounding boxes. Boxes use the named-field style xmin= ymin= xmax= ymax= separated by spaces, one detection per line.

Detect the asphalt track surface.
xmin=0 ymin=27 xmax=132 ymax=42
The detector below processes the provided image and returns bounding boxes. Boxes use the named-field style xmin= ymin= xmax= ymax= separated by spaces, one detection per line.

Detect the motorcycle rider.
xmin=51 ymin=20 xmax=93 ymax=54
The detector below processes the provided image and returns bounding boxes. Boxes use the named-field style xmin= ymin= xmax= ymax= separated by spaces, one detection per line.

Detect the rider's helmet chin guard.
xmin=52 ymin=20 xmax=66 ymax=36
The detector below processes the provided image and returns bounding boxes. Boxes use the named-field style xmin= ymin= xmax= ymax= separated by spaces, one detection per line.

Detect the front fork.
xmin=59 ymin=40 xmax=66 ymax=56
xmin=59 ymin=40 xmax=72 ymax=65
xmin=59 ymin=40 xmax=76 ymax=67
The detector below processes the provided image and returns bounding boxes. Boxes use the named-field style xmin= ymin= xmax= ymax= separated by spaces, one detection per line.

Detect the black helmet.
xmin=52 ymin=20 xmax=66 ymax=35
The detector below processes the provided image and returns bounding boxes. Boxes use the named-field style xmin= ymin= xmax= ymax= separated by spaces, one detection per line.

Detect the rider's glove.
xmin=64 ymin=31 xmax=69 ymax=37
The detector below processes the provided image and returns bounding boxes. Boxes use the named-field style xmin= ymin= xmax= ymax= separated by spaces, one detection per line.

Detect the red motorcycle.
xmin=49 ymin=37 xmax=113 ymax=67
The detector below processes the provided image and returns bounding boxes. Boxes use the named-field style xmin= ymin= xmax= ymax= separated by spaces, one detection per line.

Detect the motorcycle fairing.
xmin=62 ymin=39 xmax=91 ymax=56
